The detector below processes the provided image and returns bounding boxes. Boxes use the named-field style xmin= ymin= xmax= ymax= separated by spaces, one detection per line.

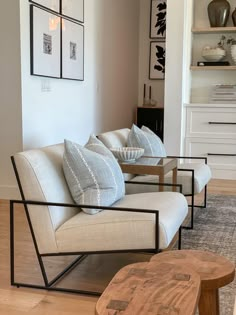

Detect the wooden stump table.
xmin=96 ymin=261 xmax=201 ymax=315
xmin=151 ymin=250 xmax=235 ymax=315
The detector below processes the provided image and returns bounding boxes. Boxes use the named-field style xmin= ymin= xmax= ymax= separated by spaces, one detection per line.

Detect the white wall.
xmin=20 ymin=0 xmax=140 ymax=148
xmin=0 ymin=1 xmax=23 ymax=197
xmin=164 ymin=0 xmax=185 ymax=154
xmin=0 ymin=0 xmax=139 ymax=198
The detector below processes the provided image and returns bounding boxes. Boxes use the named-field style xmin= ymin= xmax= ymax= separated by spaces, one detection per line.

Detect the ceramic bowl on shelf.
xmin=110 ymin=147 xmax=144 ymax=162
xmin=201 ymin=46 xmax=226 ymax=62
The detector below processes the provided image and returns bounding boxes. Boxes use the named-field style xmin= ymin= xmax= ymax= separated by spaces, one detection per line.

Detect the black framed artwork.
xmin=61 ymin=0 xmax=84 ymax=23
xmin=29 ymin=0 xmax=84 ymax=80
xmin=61 ymin=18 xmax=84 ymax=81
xmin=30 ymin=5 xmax=61 ymax=78
xmin=29 ymin=0 xmax=60 ymax=13
xmin=150 ymin=0 xmax=166 ymax=39
xmin=149 ymin=41 xmax=165 ymax=80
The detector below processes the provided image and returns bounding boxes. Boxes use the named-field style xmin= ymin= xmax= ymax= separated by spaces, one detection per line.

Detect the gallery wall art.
xmin=150 ymin=0 xmax=166 ymax=39
xmin=29 ymin=0 xmax=84 ymax=81
xmin=149 ymin=41 xmax=165 ymax=80
xmin=149 ymin=0 xmax=166 ymax=80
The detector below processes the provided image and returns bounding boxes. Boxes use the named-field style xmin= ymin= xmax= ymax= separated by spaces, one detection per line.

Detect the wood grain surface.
xmin=151 ymin=250 xmax=235 ymax=315
xmin=96 ymin=261 xmax=201 ymax=315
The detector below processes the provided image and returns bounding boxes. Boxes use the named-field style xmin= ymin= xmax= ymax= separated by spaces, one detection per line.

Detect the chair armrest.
xmin=167 ymin=155 xmax=208 ymax=164
xmin=125 ymin=181 xmax=183 ymax=193
xmin=10 ymin=199 xmax=160 ymax=253
xmin=10 ymin=199 xmax=159 ymax=215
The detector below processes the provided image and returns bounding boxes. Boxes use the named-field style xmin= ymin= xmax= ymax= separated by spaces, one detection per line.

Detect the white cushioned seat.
xmin=126 ymin=162 xmax=212 ymax=195
xmin=97 ymin=128 xmax=130 ymax=149
xmin=97 ymin=129 xmax=135 ymax=182
xmin=12 ymin=141 xmax=188 ymax=255
xmin=98 ymin=127 xmax=212 ymax=196
xmin=13 ymin=144 xmax=79 ymax=254
xmin=11 ymin=140 xmax=189 ymax=295
xmin=56 ymin=192 xmax=188 ymax=251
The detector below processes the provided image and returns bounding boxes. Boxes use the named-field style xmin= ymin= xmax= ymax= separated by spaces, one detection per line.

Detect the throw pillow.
xmin=63 ymin=135 xmax=125 ymax=215
xmin=127 ymin=124 xmax=166 ymax=157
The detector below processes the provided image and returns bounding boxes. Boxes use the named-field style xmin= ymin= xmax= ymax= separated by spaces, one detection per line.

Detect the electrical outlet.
xmin=41 ymin=79 xmax=51 ymax=92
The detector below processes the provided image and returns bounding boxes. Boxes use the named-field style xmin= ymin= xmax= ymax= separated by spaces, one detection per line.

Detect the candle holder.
xmin=142 ymin=84 xmax=157 ymax=106
xmin=143 ymin=99 xmax=157 ymax=107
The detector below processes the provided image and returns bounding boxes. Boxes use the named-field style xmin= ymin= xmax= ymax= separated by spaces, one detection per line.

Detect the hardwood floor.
xmin=0 ymin=179 xmax=235 ymax=315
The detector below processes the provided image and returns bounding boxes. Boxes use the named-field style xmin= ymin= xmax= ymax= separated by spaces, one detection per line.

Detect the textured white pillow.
xmin=63 ymin=135 xmax=125 ymax=214
xmin=127 ymin=124 xmax=166 ymax=157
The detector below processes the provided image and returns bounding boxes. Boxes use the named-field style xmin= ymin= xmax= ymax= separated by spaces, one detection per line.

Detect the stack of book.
xmin=209 ymin=84 xmax=236 ymax=104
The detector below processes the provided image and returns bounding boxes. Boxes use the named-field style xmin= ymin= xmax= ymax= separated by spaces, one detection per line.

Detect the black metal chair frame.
xmin=168 ymin=155 xmax=208 ymax=230
xmin=10 ymin=157 xmax=183 ymax=296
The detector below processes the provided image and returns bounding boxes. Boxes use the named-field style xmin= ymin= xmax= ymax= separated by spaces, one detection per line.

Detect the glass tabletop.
xmin=119 ymin=156 xmax=175 ymax=167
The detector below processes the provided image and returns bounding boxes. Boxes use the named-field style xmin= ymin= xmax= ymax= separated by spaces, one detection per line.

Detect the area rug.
xmin=181 ymin=194 xmax=236 ymax=315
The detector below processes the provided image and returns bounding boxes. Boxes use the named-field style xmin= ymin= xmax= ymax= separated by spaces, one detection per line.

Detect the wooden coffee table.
xmin=96 ymin=261 xmax=201 ymax=315
xmin=151 ymin=250 xmax=235 ymax=315
xmin=119 ymin=157 xmax=178 ymax=192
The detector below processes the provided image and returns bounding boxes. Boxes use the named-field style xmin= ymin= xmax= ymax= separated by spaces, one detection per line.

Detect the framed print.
xmin=29 ymin=0 xmax=60 ymax=13
xmin=61 ymin=18 xmax=84 ymax=80
xmin=30 ymin=5 xmax=61 ymax=78
xmin=149 ymin=41 xmax=165 ymax=80
xmin=150 ymin=0 xmax=166 ymax=39
xmin=61 ymin=0 xmax=84 ymax=23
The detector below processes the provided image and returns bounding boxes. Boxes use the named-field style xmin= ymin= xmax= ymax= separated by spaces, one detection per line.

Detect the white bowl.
xmin=110 ymin=147 xmax=144 ymax=162
xmin=202 ymin=47 xmax=226 ymax=62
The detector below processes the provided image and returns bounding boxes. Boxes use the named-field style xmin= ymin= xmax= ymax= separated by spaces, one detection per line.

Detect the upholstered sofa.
xmin=98 ymin=126 xmax=212 ymax=229
xmin=10 ymin=138 xmax=188 ymax=294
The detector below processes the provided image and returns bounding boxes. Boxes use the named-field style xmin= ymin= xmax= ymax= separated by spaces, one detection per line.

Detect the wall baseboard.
xmin=0 ymin=185 xmax=20 ymax=200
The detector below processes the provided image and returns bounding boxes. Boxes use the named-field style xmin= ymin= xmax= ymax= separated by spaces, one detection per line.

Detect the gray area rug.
xmin=181 ymin=194 xmax=236 ymax=315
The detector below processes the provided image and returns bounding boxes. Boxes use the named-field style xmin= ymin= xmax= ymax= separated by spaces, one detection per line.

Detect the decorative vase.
xmin=207 ymin=0 xmax=230 ymax=27
xmin=232 ymin=8 xmax=236 ymax=26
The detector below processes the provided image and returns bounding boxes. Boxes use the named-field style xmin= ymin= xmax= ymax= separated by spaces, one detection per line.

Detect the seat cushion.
xmin=97 ymin=128 xmax=130 ymax=148
xmin=127 ymin=125 xmax=166 ymax=157
xmin=55 ymin=192 xmax=188 ymax=251
xmin=97 ymin=128 xmax=135 ymax=182
xmin=63 ymin=135 xmax=125 ymax=214
xmin=178 ymin=162 xmax=212 ymax=194
xmin=126 ymin=163 xmax=212 ymax=195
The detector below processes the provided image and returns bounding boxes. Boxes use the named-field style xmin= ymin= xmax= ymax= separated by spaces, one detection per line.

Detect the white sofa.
xmin=11 ymin=142 xmax=188 ymax=294
xmin=98 ymin=128 xmax=212 ymax=229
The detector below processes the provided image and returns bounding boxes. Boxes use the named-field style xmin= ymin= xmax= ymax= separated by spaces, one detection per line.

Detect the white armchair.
xmin=10 ymin=140 xmax=188 ymax=295
xmin=98 ymin=126 xmax=212 ymax=229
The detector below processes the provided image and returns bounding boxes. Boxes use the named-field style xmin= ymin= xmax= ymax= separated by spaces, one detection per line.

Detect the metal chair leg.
xmin=178 ymin=227 xmax=182 ymax=250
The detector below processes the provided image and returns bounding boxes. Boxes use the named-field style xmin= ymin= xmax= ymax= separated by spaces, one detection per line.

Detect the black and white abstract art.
xmin=150 ymin=0 xmax=166 ymax=39
xmin=149 ymin=41 xmax=165 ymax=80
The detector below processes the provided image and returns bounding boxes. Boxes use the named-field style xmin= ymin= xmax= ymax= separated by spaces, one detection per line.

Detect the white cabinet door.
xmin=186 ymin=107 xmax=236 ymax=138
xmin=185 ymin=137 xmax=236 ymax=179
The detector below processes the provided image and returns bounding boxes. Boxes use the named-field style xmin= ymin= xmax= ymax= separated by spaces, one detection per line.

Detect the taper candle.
xmin=143 ymin=84 xmax=146 ymax=99
xmin=149 ymin=85 xmax=152 ymax=100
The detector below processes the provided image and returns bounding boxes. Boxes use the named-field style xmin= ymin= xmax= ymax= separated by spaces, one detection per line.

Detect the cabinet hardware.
xmin=208 ymin=122 xmax=236 ymax=125
xmin=207 ymin=153 xmax=236 ymax=156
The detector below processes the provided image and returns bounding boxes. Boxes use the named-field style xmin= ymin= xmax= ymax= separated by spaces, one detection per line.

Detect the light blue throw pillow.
xmin=63 ymin=135 xmax=125 ymax=214
xmin=127 ymin=124 xmax=166 ymax=157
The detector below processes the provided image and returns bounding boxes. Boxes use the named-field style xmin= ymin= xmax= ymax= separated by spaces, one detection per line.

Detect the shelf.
xmin=191 ymin=65 xmax=236 ymax=70
xmin=192 ymin=27 xmax=236 ymax=34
